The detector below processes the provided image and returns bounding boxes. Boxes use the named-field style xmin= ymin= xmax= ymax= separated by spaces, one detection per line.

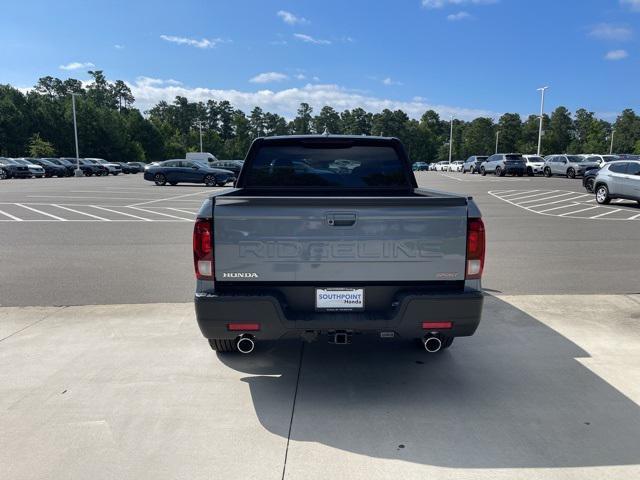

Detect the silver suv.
xmin=543 ymin=155 xmax=599 ymax=179
xmin=594 ymin=160 xmax=640 ymax=204
xmin=480 ymin=153 xmax=526 ymax=177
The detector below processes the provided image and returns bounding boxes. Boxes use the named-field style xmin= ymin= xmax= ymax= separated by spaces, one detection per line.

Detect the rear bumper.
xmin=195 ymin=289 xmax=483 ymax=340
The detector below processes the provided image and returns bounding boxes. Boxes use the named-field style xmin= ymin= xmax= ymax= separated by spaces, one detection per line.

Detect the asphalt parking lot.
xmin=2 ymin=172 xmax=640 ymax=479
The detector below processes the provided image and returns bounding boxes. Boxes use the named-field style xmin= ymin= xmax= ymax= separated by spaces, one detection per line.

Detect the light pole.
xmin=71 ymin=93 xmax=83 ymax=177
xmin=194 ymin=120 xmax=204 ymax=152
xmin=536 ymin=86 xmax=549 ymax=156
xmin=495 ymin=130 xmax=500 ymax=154
xmin=448 ymin=116 xmax=453 ymax=164
xmin=609 ymin=129 xmax=615 ymax=155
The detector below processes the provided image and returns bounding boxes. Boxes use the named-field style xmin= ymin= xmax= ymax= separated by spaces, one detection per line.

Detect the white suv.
xmin=522 ymin=155 xmax=545 ymax=176
xmin=434 ymin=161 xmax=450 ymax=171
xmin=594 ymin=160 xmax=640 ymax=204
xmin=448 ymin=160 xmax=464 ymax=172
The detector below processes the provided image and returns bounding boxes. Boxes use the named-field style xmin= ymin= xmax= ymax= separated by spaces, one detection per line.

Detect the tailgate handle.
xmin=327 ymin=213 xmax=356 ymax=227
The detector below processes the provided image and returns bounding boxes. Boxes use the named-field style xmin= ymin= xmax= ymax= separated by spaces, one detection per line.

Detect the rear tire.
xmin=495 ymin=166 xmax=502 ymax=177
xmin=204 ymin=174 xmax=216 ymax=187
xmin=208 ymin=339 xmax=237 ymax=353
xmin=567 ymin=168 xmax=576 ymax=179
xmin=0 ymin=170 xmax=7 ymax=180
xmin=595 ymin=184 xmax=611 ymax=204
xmin=527 ymin=167 xmax=534 ymax=176
xmin=544 ymin=167 xmax=552 ymax=177
xmin=481 ymin=167 xmax=486 ymax=176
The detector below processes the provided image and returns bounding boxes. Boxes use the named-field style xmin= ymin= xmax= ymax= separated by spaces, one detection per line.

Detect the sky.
xmin=1 ymin=0 xmax=640 ymax=120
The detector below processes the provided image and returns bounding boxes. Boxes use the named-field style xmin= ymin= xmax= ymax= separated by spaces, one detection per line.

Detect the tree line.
xmin=2 ymin=71 xmax=640 ymax=163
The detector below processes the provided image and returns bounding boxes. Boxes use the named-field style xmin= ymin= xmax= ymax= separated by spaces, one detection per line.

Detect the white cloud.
xmin=114 ymin=44 xmax=124 ymax=50
xmin=447 ymin=11 xmax=471 ymax=20
xmin=159 ymin=35 xmax=225 ymax=49
xmin=620 ymin=0 xmax=640 ymax=11
xmin=382 ymin=77 xmax=403 ymax=86
xmin=59 ymin=62 xmax=95 ymax=71
xmin=293 ymin=33 xmax=331 ymax=45
xmin=589 ymin=23 xmax=633 ymax=41
xmin=604 ymin=49 xmax=629 ymax=60
xmin=422 ymin=0 xmax=496 ymax=8
xmin=295 ymin=73 xmax=307 ymax=80
xmin=250 ymin=72 xmax=289 ymax=83
xmin=277 ymin=10 xmax=308 ymax=25
xmin=127 ymin=78 xmax=496 ymax=121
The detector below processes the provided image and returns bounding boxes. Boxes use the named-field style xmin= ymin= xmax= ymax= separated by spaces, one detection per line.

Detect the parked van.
xmin=186 ymin=152 xmax=218 ymax=163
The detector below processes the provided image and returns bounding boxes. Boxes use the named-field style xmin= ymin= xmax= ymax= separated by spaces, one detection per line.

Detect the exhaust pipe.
xmin=236 ymin=335 xmax=255 ymax=354
xmin=423 ymin=335 xmax=442 ymax=353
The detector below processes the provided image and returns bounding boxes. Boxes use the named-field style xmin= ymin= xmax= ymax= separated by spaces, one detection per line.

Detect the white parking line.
xmin=28 ymin=195 xmax=151 ymax=201
xmin=527 ymin=194 xmax=591 ymax=209
xmin=128 ymin=190 xmax=212 ymax=207
xmin=499 ymin=190 xmax=540 ymax=198
xmin=127 ymin=206 xmax=192 ymax=221
xmin=15 ymin=203 xmax=67 ymax=221
xmin=0 ymin=209 xmax=23 ymax=221
xmin=518 ymin=191 xmax=577 ymax=205
xmin=628 ymin=212 xmax=640 ymax=220
xmin=89 ymin=205 xmax=153 ymax=221
xmin=537 ymin=203 xmax=582 ymax=213
xmin=52 ymin=204 xmax=111 ymax=221
xmin=590 ymin=209 xmax=622 ymax=219
xmin=558 ymin=206 xmax=600 ymax=216
xmin=504 ymin=190 xmax=557 ymax=202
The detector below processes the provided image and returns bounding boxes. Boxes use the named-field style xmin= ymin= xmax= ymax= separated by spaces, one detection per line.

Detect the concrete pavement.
xmin=2 ymin=295 xmax=640 ymax=479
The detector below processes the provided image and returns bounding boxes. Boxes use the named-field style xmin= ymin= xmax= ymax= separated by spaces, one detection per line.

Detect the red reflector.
xmin=466 ymin=218 xmax=485 ymax=280
xmin=422 ymin=322 xmax=452 ymax=330
xmin=193 ymin=218 xmax=214 ymax=280
xmin=227 ymin=323 xmax=260 ymax=331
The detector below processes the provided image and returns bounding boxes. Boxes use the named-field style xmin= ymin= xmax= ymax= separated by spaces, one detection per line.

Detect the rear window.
xmin=567 ymin=155 xmax=584 ymax=163
xmin=244 ymin=145 xmax=409 ymax=188
xmin=505 ymin=154 xmax=524 ymax=162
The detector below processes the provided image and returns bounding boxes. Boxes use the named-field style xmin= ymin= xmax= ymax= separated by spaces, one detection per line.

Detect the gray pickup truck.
xmin=193 ymin=135 xmax=485 ymax=354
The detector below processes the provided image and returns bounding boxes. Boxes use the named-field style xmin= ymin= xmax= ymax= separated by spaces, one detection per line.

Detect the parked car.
xmin=13 ymin=158 xmax=46 ymax=178
xmin=521 ymin=155 xmax=545 ymax=176
xmin=193 ymin=135 xmax=485 ymax=354
xmin=543 ymin=155 xmax=599 ymax=178
xmin=462 ymin=156 xmax=488 ymax=174
xmin=448 ymin=160 xmax=464 ymax=172
xmin=581 ymin=154 xmax=620 ymax=169
xmin=428 ymin=162 xmax=437 ymax=171
xmin=66 ymin=158 xmax=105 ymax=176
xmin=480 ymin=153 xmax=526 ymax=177
xmin=0 ymin=158 xmax=31 ymax=178
xmin=434 ymin=161 xmax=450 ymax=171
xmin=126 ymin=162 xmax=146 ymax=173
xmin=85 ymin=158 xmax=122 ymax=175
xmin=29 ymin=158 xmax=68 ymax=177
xmin=186 ymin=152 xmax=219 ymax=163
xmin=45 ymin=158 xmax=77 ymax=176
xmin=594 ymin=160 xmax=640 ymax=204
xmin=210 ymin=160 xmax=243 ymax=175
xmin=113 ymin=162 xmax=136 ymax=174
xmin=412 ymin=161 xmax=429 ymax=171
xmin=144 ymin=159 xmax=236 ymax=186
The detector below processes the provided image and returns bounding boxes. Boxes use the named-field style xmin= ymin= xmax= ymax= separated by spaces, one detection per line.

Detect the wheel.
xmin=169 ymin=182 xmax=178 ymax=186
xmin=585 ymin=178 xmax=595 ymax=193
xmin=204 ymin=174 xmax=217 ymax=187
xmin=0 ymin=170 xmax=7 ymax=180
xmin=567 ymin=168 xmax=576 ymax=179
xmin=208 ymin=339 xmax=237 ymax=352
xmin=481 ymin=167 xmax=486 ymax=176
xmin=527 ymin=167 xmax=534 ymax=176
xmin=495 ymin=166 xmax=502 ymax=176
xmin=595 ymin=184 xmax=611 ymax=204
xmin=154 ymin=173 xmax=167 ymax=186
xmin=543 ymin=167 xmax=552 ymax=177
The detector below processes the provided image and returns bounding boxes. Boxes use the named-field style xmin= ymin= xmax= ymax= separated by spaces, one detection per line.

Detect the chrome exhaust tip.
xmin=236 ymin=336 xmax=255 ymax=354
xmin=423 ymin=336 xmax=442 ymax=353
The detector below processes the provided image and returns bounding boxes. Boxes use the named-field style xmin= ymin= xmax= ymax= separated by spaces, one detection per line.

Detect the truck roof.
xmin=258 ymin=134 xmax=398 ymax=142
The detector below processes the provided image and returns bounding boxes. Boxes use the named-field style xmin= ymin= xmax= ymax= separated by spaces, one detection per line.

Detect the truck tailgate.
xmin=213 ymin=196 xmax=468 ymax=283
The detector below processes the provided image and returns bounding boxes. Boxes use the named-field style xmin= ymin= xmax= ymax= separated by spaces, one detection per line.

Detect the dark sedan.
xmin=30 ymin=158 xmax=68 ymax=177
xmin=126 ymin=162 xmax=146 ymax=173
xmin=45 ymin=158 xmax=76 ymax=176
xmin=144 ymin=159 xmax=236 ymax=187
xmin=114 ymin=162 xmax=137 ymax=174
xmin=59 ymin=158 xmax=104 ymax=176
xmin=210 ymin=160 xmax=243 ymax=175
xmin=0 ymin=158 xmax=31 ymax=178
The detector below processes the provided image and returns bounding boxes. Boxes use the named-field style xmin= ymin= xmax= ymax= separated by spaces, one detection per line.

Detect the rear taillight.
xmin=466 ymin=218 xmax=485 ymax=279
xmin=193 ymin=218 xmax=213 ymax=280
